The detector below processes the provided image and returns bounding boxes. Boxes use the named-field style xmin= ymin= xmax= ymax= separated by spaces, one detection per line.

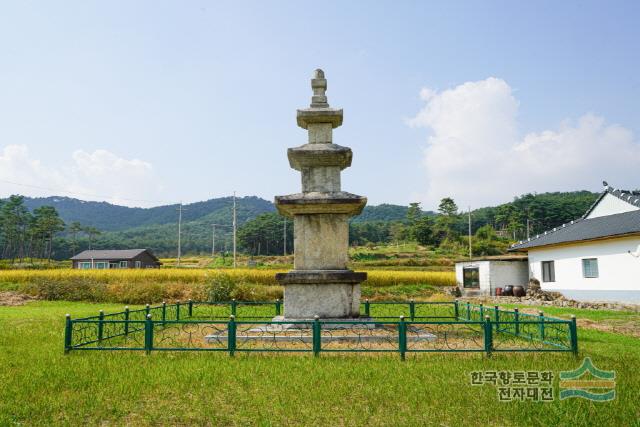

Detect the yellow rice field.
xmin=0 ymin=268 xmax=455 ymax=288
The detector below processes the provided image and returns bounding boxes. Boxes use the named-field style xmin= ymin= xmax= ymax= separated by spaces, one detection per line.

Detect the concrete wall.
xmin=489 ymin=261 xmax=529 ymax=291
xmin=586 ymin=193 xmax=638 ymax=219
xmin=455 ymin=261 xmax=490 ymax=294
xmin=528 ymin=236 xmax=640 ymax=295
xmin=456 ymin=260 xmax=528 ymax=295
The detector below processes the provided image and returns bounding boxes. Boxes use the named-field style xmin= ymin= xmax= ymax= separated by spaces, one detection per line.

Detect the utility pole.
xmin=526 ymin=218 xmax=530 ymax=240
xmin=232 ymin=191 xmax=237 ymax=268
xmin=177 ymin=202 xmax=184 ymax=267
xmin=283 ymin=217 xmax=287 ymax=256
xmin=468 ymin=206 xmax=472 ymax=259
xmin=211 ymin=224 xmax=216 ymax=257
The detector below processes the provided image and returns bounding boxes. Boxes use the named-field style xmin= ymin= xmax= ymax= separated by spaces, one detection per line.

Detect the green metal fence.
xmin=64 ymin=300 xmax=578 ymax=358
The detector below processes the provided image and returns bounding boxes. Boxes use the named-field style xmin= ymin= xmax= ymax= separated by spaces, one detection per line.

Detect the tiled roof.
xmin=582 ymin=183 xmax=640 ymax=218
xmin=70 ymin=249 xmax=158 ymax=261
xmin=509 ymin=209 xmax=640 ymax=251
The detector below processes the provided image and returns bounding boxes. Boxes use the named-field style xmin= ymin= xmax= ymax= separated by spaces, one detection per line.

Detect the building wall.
xmin=72 ymin=251 xmax=160 ymax=269
xmin=455 ymin=261 xmax=491 ymax=294
xmin=528 ymin=236 xmax=640 ymax=293
xmin=489 ymin=261 xmax=529 ymax=291
xmin=456 ymin=260 xmax=528 ymax=295
xmin=586 ymin=193 xmax=638 ymax=219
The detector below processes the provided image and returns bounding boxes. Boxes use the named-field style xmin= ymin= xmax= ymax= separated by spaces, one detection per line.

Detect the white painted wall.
xmin=455 ymin=260 xmax=528 ymax=295
xmin=489 ymin=261 xmax=529 ymax=290
xmin=586 ymin=193 xmax=638 ymax=219
xmin=528 ymin=236 xmax=640 ymax=292
xmin=455 ymin=261 xmax=490 ymax=293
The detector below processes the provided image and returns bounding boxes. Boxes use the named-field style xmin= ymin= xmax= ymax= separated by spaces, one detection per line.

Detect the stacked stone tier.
xmin=275 ymin=192 xmax=366 ymax=216
xmin=287 ymin=143 xmax=352 ymax=170
xmin=275 ymin=270 xmax=367 ymax=285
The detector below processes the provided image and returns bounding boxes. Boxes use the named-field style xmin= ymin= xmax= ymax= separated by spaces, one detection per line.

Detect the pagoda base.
xmin=284 ymin=283 xmax=361 ymax=318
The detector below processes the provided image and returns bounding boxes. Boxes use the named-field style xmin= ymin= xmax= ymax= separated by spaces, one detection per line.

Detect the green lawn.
xmin=1 ymin=301 xmax=639 ymax=426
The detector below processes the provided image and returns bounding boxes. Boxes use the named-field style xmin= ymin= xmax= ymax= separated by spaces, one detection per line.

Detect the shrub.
xmin=204 ymin=273 xmax=237 ymax=301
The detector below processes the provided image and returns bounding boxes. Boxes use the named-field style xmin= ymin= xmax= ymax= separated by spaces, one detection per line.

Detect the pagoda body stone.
xmin=275 ymin=69 xmax=367 ymax=319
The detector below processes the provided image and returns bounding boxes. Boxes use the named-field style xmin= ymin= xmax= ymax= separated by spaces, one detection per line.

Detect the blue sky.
xmin=1 ymin=1 xmax=639 ymax=210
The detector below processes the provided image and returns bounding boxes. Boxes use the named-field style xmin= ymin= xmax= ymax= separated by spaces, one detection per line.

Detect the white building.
xmin=510 ymin=182 xmax=640 ymax=303
xmin=455 ymin=255 xmax=528 ymax=297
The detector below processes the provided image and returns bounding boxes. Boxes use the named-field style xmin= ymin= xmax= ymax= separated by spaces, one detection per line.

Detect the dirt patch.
xmin=578 ymin=318 xmax=640 ymax=338
xmin=0 ymin=291 xmax=36 ymax=306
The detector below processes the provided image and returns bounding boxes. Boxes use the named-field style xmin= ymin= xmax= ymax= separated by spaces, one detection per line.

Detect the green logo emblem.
xmin=559 ymin=357 xmax=616 ymax=401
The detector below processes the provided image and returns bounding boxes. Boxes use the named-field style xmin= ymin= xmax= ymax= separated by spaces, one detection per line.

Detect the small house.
xmin=509 ymin=181 xmax=640 ymax=303
xmin=71 ymin=249 xmax=162 ymax=269
xmin=455 ymin=255 xmax=529 ymax=296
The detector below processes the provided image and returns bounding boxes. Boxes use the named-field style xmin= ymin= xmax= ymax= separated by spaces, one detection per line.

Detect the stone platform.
xmin=204 ymin=321 xmax=436 ymax=344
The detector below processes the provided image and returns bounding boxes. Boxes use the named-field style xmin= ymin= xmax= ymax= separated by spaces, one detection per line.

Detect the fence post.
xmin=484 ymin=315 xmax=493 ymax=356
xmin=479 ymin=303 xmax=484 ymax=320
xmin=228 ymin=315 xmax=236 ymax=357
xmin=64 ymin=314 xmax=72 ymax=354
xmin=514 ymin=308 xmax=520 ymax=336
xmin=275 ymin=299 xmax=281 ymax=316
xmin=98 ymin=310 xmax=104 ymax=344
xmin=176 ymin=301 xmax=180 ymax=321
xmin=124 ymin=306 xmax=130 ymax=336
xmin=144 ymin=314 xmax=153 ymax=355
xmin=162 ymin=301 xmax=167 ymax=326
xmin=399 ymin=315 xmax=407 ymax=361
xmin=409 ymin=299 xmax=416 ymax=321
xmin=145 ymin=303 xmax=150 ymax=317
xmin=454 ymin=300 xmax=459 ymax=320
xmin=364 ymin=299 xmax=370 ymax=318
xmin=539 ymin=311 xmax=545 ymax=341
xmin=313 ymin=315 xmax=321 ymax=357
xmin=231 ymin=299 xmax=237 ymax=317
xmin=494 ymin=305 xmax=500 ymax=332
xmin=466 ymin=302 xmax=471 ymax=320
xmin=569 ymin=315 xmax=578 ymax=356
xmin=188 ymin=299 xmax=193 ymax=317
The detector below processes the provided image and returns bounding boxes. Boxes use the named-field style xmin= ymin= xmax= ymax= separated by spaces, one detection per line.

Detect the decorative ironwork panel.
xmin=153 ymin=321 xmax=229 ymax=350
xmin=406 ymin=322 xmax=484 ymax=352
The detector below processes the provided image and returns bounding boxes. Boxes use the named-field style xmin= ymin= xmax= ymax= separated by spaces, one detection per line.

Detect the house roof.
xmin=455 ymin=255 xmax=528 ymax=263
xmin=582 ymin=182 xmax=640 ymax=218
xmin=509 ymin=209 xmax=640 ymax=251
xmin=71 ymin=249 xmax=159 ymax=261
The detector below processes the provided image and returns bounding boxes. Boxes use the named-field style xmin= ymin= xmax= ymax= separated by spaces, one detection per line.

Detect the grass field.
xmin=0 ymin=268 xmax=456 ymax=288
xmin=0 ymin=269 xmax=456 ymax=304
xmin=1 ymin=301 xmax=638 ymax=426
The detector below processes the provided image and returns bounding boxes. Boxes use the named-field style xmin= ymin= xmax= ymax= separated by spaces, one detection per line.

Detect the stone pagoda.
xmin=275 ymin=69 xmax=367 ymax=319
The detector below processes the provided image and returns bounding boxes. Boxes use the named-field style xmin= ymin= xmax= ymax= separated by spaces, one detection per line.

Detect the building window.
xmin=135 ymin=261 xmax=142 ymax=268
xmin=582 ymin=258 xmax=599 ymax=278
xmin=78 ymin=262 xmax=92 ymax=269
xmin=541 ymin=261 xmax=555 ymax=282
xmin=119 ymin=261 xmax=128 ymax=268
xmin=462 ymin=267 xmax=480 ymax=288
xmin=94 ymin=262 xmax=108 ymax=269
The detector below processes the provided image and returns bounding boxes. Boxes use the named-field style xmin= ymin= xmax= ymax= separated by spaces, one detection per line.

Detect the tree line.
xmin=1 ymin=190 xmax=599 ymax=260
xmin=0 ymin=195 xmax=103 ymax=263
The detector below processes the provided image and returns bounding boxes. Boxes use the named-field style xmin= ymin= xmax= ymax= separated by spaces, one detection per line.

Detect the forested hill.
xmin=351 ymin=204 xmax=435 ymax=223
xmin=21 ymin=196 xmax=275 ymax=231
xmin=19 ymin=196 xmax=417 ymax=230
xmin=4 ymin=190 xmax=601 ymax=258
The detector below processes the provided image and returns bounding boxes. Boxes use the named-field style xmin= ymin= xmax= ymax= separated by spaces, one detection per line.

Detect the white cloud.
xmin=0 ymin=145 xmax=164 ymax=207
xmin=409 ymin=78 xmax=640 ymax=209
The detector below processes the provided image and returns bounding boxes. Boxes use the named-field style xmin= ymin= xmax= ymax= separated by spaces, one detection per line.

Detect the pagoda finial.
xmin=310 ymin=68 xmax=328 ymax=108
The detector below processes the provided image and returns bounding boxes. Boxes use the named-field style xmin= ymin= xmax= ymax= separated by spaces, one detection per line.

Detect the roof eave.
xmin=508 ymin=231 xmax=640 ymax=252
